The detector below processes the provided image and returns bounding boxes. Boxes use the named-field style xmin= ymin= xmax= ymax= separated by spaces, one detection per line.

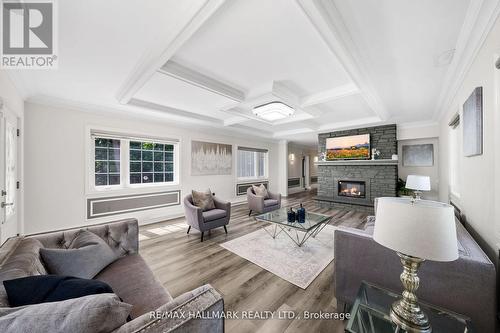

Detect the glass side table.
xmin=345 ymin=281 xmax=473 ymax=333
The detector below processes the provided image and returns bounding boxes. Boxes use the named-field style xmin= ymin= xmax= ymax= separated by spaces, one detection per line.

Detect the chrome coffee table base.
xmin=262 ymin=219 xmax=332 ymax=247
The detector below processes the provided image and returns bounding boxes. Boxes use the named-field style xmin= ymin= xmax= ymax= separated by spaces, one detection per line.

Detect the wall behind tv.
xmin=318 ymin=124 xmax=397 ymax=160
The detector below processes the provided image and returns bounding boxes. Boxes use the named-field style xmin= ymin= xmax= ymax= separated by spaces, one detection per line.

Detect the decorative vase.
xmin=287 ymin=208 xmax=296 ymax=223
xmin=297 ymin=204 xmax=306 ymax=223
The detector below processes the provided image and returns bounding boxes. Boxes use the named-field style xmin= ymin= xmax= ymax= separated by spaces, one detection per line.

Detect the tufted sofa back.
xmin=31 ymin=218 xmax=139 ymax=256
xmin=0 ymin=218 xmax=139 ymax=306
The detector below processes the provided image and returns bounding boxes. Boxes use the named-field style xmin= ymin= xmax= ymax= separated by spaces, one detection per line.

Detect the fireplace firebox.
xmin=333 ymin=177 xmax=371 ymax=206
xmin=338 ymin=180 xmax=366 ymax=198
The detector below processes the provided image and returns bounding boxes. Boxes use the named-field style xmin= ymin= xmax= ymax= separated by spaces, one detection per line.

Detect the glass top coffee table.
xmin=254 ymin=208 xmax=332 ymax=246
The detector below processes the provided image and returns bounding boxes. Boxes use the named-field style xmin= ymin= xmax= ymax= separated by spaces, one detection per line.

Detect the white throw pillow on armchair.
xmin=252 ymin=184 xmax=269 ymax=199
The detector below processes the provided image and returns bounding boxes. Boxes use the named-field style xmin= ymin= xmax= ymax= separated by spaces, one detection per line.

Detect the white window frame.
xmin=236 ymin=146 xmax=269 ymax=182
xmin=87 ymin=128 xmax=180 ymax=194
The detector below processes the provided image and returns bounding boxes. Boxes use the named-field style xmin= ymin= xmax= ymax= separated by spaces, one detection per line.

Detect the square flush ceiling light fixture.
xmin=252 ymin=102 xmax=295 ymax=121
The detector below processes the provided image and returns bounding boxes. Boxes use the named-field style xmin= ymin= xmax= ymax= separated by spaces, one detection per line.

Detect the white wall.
xmin=398 ymin=137 xmax=439 ymax=200
xmin=438 ymin=15 xmax=500 ymax=261
xmin=0 ymin=72 xmax=24 ymax=241
xmin=24 ymin=102 xmax=280 ymax=234
xmin=287 ymin=143 xmax=317 ymax=194
xmin=397 ymin=123 xmax=439 ymax=141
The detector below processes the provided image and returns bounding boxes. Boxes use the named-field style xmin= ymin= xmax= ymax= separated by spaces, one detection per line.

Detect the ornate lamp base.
xmin=391 ymin=252 xmax=432 ymax=333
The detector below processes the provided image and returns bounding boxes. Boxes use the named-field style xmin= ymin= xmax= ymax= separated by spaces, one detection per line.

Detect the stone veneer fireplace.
xmin=316 ymin=124 xmax=398 ymax=212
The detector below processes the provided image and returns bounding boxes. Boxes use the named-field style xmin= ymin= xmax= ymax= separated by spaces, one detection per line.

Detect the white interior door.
xmin=304 ymin=156 xmax=310 ymax=189
xmin=0 ymin=106 xmax=19 ymax=244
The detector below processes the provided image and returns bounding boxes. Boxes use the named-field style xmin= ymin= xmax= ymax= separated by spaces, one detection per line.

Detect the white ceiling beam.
xmin=300 ymin=83 xmax=360 ymax=107
xmin=159 ymin=60 xmax=245 ymax=102
xmin=317 ymin=116 xmax=382 ymax=132
xmin=296 ymin=0 xmax=389 ymax=120
xmin=128 ymin=98 xmax=224 ymax=125
xmin=272 ymin=81 xmax=301 ymax=107
xmin=273 ymin=127 xmax=315 ymax=138
xmin=223 ymin=116 xmax=249 ymax=126
xmin=115 ymin=0 xmax=227 ymax=105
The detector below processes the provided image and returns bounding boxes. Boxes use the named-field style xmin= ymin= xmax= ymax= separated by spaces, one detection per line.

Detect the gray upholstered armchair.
xmin=247 ymin=187 xmax=281 ymax=216
xmin=184 ymin=194 xmax=231 ymax=242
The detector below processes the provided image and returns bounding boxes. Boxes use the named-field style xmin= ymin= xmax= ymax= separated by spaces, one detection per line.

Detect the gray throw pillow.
xmin=252 ymin=184 xmax=269 ymax=198
xmin=0 ymin=293 xmax=131 ymax=333
xmin=40 ymin=230 xmax=118 ymax=279
xmin=192 ymin=189 xmax=215 ymax=211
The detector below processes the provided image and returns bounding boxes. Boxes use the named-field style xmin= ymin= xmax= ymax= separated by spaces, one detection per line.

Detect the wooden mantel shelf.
xmin=314 ymin=159 xmax=398 ymax=166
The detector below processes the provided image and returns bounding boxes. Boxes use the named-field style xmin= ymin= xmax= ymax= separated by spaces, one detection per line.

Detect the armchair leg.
xmin=224 ymin=226 xmax=228 ymax=234
xmin=248 ymin=210 xmax=252 ymax=216
xmin=201 ymin=232 xmax=204 ymax=242
xmin=187 ymin=226 xmax=191 ymax=234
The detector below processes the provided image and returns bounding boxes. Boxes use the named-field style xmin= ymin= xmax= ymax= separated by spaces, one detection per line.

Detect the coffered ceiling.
xmin=7 ymin=0 xmax=500 ymax=145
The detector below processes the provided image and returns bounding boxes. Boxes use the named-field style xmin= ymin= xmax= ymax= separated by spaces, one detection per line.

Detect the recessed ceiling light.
xmin=253 ymin=102 xmax=294 ymax=121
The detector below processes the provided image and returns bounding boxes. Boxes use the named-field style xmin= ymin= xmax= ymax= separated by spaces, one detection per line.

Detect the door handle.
xmin=1 ymin=202 xmax=13 ymax=208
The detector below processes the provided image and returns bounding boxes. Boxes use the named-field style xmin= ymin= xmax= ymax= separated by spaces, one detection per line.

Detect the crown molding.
xmin=296 ymin=0 xmax=389 ymax=121
xmin=25 ymin=95 xmax=278 ymax=142
xmin=115 ymin=0 xmax=227 ymax=105
xmin=397 ymin=120 xmax=439 ymax=130
xmin=434 ymin=0 xmax=500 ymax=121
xmin=26 ymin=95 xmax=223 ymax=127
xmin=300 ymin=83 xmax=359 ymax=107
xmin=159 ymin=60 xmax=245 ymax=102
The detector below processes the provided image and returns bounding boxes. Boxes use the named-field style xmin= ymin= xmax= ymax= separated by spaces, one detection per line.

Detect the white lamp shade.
xmin=373 ymin=197 xmax=458 ymax=262
xmin=406 ymin=175 xmax=431 ymax=191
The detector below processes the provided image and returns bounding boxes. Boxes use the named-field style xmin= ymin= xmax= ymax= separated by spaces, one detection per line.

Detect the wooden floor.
xmin=139 ymin=190 xmax=368 ymax=333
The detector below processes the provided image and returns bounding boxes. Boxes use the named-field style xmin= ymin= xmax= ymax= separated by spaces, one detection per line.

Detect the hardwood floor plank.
xmin=139 ymin=189 xmax=368 ymax=332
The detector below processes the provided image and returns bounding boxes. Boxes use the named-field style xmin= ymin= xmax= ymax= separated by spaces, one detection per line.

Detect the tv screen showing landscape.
xmin=326 ymin=134 xmax=370 ymax=160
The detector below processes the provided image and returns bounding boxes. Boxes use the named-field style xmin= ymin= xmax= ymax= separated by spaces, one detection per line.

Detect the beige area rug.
xmin=220 ymin=225 xmax=337 ymax=289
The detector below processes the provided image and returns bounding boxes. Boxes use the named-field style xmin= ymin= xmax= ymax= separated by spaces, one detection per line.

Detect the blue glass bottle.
xmin=297 ymin=204 xmax=306 ymax=223
xmin=287 ymin=207 xmax=296 ymax=223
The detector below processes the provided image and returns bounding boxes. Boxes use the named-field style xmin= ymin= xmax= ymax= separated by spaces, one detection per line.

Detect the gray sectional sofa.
xmin=334 ymin=218 xmax=497 ymax=333
xmin=0 ymin=218 xmax=224 ymax=333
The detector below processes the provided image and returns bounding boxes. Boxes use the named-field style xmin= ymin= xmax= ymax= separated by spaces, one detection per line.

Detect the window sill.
xmin=87 ymin=183 xmax=180 ymax=197
xmin=237 ymin=178 xmax=269 ymax=183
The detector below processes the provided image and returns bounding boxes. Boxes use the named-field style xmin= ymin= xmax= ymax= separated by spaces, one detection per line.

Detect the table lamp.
xmin=405 ymin=175 xmax=431 ymax=200
xmin=373 ymin=197 xmax=458 ymax=332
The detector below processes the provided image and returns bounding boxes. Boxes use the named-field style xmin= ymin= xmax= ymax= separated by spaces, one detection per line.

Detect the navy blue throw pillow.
xmin=3 ymin=275 xmax=114 ymax=307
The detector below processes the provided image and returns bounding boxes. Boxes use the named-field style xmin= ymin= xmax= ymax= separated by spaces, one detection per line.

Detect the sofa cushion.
xmin=94 ymin=254 xmax=172 ymax=319
xmin=0 ymin=238 xmax=47 ymax=281
xmin=40 ymin=230 xmax=118 ymax=279
xmin=264 ymin=199 xmax=278 ymax=207
xmin=202 ymin=209 xmax=227 ymax=222
xmin=3 ymin=275 xmax=114 ymax=307
xmin=0 ymin=293 xmax=131 ymax=333
xmin=192 ymin=189 xmax=215 ymax=211
xmin=0 ymin=238 xmax=48 ymax=307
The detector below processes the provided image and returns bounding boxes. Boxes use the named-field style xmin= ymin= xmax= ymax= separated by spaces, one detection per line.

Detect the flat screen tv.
xmin=326 ymin=134 xmax=370 ymax=160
